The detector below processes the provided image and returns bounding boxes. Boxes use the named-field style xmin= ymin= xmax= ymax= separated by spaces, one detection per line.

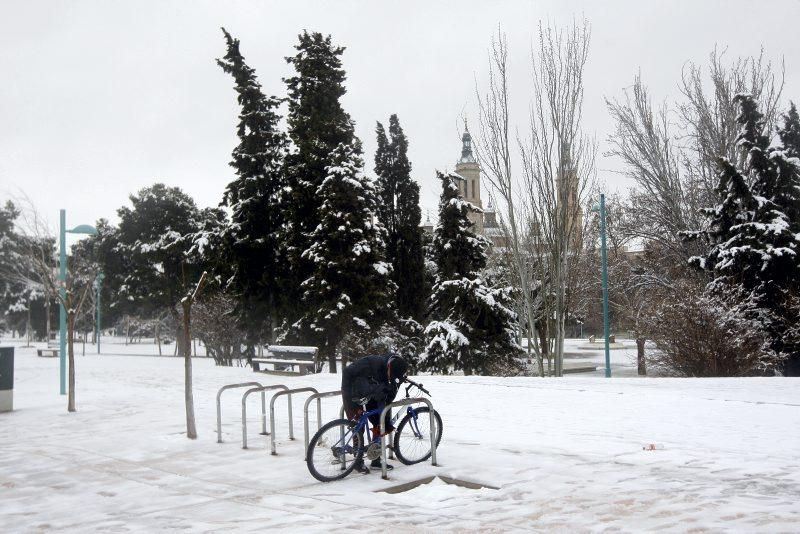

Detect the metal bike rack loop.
xmin=336 ymin=402 xmax=394 ymax=460
xmin=241 ymin=384 xmax=288 ymax=449
xmin=216 ymin=382 xmax=264 ymax=443
xmin=303 ymin=390 xmax=341 ymax=458
xmin=379 ymin=397 xmax=437 ymax=480
xmin=269 ymin=387 xmax=318 ymax=455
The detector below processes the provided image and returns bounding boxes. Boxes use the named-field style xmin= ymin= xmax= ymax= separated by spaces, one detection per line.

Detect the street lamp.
xmin=591 ymin=194 xmax=611 ymax=378
xmin=59 ymin=209 xmax=97 ymax=395
xmin=93 ymin=272 xmax=105 ymax=354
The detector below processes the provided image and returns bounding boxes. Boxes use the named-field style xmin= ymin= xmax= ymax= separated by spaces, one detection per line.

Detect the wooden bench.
xmin=37 ymin=348 xmax=59 ymax=358
xmin=252 ymin=345 xmax=318 ymax=376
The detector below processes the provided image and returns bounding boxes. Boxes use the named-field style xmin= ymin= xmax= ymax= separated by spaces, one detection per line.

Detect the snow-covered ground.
xmin=2 ymin=338 xmax=799 ymax=532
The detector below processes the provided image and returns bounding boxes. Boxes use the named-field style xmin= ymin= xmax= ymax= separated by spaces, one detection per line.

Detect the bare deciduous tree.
xmin=12 ymin=196 xmax=96 ymax=412
xmin=475 ymin=20 xmax=595 ymax=377
xmin=475 ymin=29 xmax=543 ymax=373
xmin=520 ymin=20 xmax=595 ymax=376
xmin=179 ymin=270 xmax=207 ymax=440
xmin=679 ymin=47 xmax=784 ymax=203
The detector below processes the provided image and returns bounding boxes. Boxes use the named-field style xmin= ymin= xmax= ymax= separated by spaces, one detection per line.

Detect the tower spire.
xmin=459 ymin=119 xmax=475 ymax=164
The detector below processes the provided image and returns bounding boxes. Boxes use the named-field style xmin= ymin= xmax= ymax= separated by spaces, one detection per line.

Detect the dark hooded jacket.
xmin=342 ymin=354 xmax=396 ymax=404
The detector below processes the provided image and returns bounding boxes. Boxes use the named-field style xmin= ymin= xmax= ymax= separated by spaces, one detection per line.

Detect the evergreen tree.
xmin=217 ymin=28 xmax=287 ymax=344
xmin=282 ymin=32 xmax=356 ymax=332
xmin=422 ymin=172 xmax=522 ymax=375
xmin=115 ymin=184 xmax=206 ymax=350
xmin=776 ymin=102 xmax=800 ymax=227
xmin=293 ymin=144 xmax=394 ymax=372
xmin=778 ymin=102 xmax=800 ymax=157
xmin=374 ymin=115 xmax=426 ymax=321
xmin=691 ymin=94 xmax=800 ymax=374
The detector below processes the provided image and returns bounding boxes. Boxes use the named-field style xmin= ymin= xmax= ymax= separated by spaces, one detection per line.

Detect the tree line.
xmin=0 ymin=29 xmax=521 ymax=382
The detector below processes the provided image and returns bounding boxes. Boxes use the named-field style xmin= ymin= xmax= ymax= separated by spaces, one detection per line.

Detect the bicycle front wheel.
xmin=393 ymin=407 xmax=443 ymax=465
xmin=306 ymin=419 xmax=364 ymax=482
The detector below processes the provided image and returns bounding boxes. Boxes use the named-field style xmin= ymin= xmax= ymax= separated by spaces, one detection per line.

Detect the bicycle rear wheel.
xmin=392 ymin=407 xmax=443 ymax=465
xmin=306 ymin=418 xmax=364 ymax=482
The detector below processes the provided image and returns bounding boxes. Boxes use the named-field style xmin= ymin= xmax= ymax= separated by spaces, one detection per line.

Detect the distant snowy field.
xmin=2 ymin=339 xmax=799 ymax=532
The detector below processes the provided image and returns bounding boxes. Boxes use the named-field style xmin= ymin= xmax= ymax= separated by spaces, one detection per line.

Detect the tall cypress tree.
xmin=374 ymin=115 xmax=426 ymax=321
xmin=422 ymin=172 xmax=521 ymax=375
xmin=217 ymin=28 xmax=287 ymax=345
xmin=282 ymin=32 xmax=357 ymax=334
xmin=295 ymin=144 xmax=394 ymax=372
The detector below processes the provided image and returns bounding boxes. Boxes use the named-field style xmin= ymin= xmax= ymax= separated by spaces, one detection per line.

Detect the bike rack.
xmin=303 ymin=390 xmax=342 ymax=458
xmin=379 ymin=397 xmax=437 ymax=480
xmin=241 ymin=384 xmax=288 ymax=449
xmin=270 ymin=387 xmax=318 ymax=455
xmin=216 ymin=382 xmax=264 ymax=443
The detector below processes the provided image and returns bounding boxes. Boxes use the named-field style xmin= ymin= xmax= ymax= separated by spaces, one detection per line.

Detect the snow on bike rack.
xmin=241 ymin=384 xmax=288 ymax=449
xmin=216 ymin=382 xmax=268 ymax=443
xmin=379 ymin=397 xmax=438 ymax=480
xmin=269 ymin=387 xmax=319 ymax=455
xmin=303 ymin=390 xmax=342 ymax=459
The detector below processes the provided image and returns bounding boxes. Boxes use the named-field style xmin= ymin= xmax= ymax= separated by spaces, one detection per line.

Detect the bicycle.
xmin=305 ymin=378 xmax=443 ymax=483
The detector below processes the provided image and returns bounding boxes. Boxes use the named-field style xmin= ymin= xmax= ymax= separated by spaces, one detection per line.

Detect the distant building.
xmin=453 ymin=125 xmax=484 ymax=234
xmin=422 ymin=123 xmax=510 ymax=249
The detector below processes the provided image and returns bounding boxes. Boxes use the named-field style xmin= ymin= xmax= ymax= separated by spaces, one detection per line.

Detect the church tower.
xmin=556 ymin=142 xmax=583 ymax=250
xmin=454 ymin=122 xmax=483 ymax=234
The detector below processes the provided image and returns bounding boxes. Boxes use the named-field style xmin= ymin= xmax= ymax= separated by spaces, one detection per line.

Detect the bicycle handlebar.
xmin=403 ymin=378 xmax=431 ymax=397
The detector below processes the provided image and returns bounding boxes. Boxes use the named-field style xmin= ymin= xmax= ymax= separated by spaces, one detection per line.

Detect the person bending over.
xmin=341 ymin=354 xmax=408 ymax=472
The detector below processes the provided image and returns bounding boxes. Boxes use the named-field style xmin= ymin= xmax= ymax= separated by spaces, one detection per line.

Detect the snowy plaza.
xmin=2 ymin=340 xmax=799 ymax=531
xmin=4 ymin=1 xmax=800 ymax=532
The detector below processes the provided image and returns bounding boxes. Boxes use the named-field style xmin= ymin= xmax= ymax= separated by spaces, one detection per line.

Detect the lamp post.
xmin=94 ymin=272 xmax=105 ymax=355
xmin=591 ymin=195 xmax=611 ymax=378
xmin=58 ymin=209 xmax=97 ymax=395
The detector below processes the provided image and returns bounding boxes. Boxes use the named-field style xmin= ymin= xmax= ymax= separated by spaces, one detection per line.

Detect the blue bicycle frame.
xmin=336 ymin=403 xmax=425 ymax=458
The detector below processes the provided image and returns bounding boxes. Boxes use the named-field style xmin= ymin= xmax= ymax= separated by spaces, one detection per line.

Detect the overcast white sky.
xmin=2 ymin=0 xmax=800 ymax=233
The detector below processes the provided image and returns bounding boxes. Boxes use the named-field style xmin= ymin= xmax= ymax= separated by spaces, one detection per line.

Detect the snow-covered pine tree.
xmin=283 ymin=32 xmax=357 ymax=333
xmin=776 ymin=102 xmax=800 ymax=227
xmin=294 ymin=144 xmax=394 ymax=372
xmin=374 ymin=115 xmax=426 ymax=322
xmin=774 ymin=101 xmax=800 ymax=374
xmin=691 ymin=94 xmax=800 ymax=374
xmin=115 ymin=184 xmax=205 ymax=354
xmin=217 ymin=28 xmax=287 ymax=345
xmin=422 ymin=171 xmax=522 ymax=375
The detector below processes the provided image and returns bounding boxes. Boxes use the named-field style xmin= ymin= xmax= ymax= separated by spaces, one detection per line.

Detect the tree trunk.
xmin=182 ymin=301 xmax=197 ymax=439
xmin=637 ymin=337 xmax=647 ymax=376
xmin=45 ymin=296 xmax=51 ymax=344
xmin=25 ymin=299 xmax=32 ymax=347
xmin=67 ymin=312 xmax=76 ymax=412
xmin=327 ymin=350 xmax=337 ymax=374
xmin=156 ymin=320 xmax=162 ymax=356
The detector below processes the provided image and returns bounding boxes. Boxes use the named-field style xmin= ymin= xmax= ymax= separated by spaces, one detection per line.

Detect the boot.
xmin=371 ymin=458 xmax=393 ymax=470
xmin=353 ymin=459 xmax=370 ymax=474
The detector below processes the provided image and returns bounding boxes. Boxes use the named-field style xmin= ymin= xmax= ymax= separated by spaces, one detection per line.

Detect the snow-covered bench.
xmin=252 ymin=345 xmax=318 ymax=376
xmin=37 ymin=348 xmax=59 ymax=358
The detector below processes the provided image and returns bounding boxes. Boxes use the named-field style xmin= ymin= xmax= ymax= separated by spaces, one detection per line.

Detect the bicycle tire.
xmin=306 ymin=418 xmax=364 ymax=482
xmin=392 ymin=407 xmax=443 ymax=465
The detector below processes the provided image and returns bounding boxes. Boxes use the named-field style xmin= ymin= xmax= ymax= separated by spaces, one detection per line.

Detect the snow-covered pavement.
xmin=2 ymin=340 xmax=799 ymax=532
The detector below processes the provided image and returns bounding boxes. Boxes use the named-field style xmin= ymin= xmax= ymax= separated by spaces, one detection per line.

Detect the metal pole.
xmin=379 ymin=398 xmax=437 ymax=480
xmin=599 ymin=194 xmax=611 ymax=378
xmin=58 ymin=209 xmax=67 ymax=395
xmin=95 ymin=274 xmax=103 ymax=354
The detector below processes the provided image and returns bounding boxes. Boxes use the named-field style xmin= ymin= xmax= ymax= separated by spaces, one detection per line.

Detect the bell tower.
xmin=454 ymin=121 xmax=483 ymax=233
